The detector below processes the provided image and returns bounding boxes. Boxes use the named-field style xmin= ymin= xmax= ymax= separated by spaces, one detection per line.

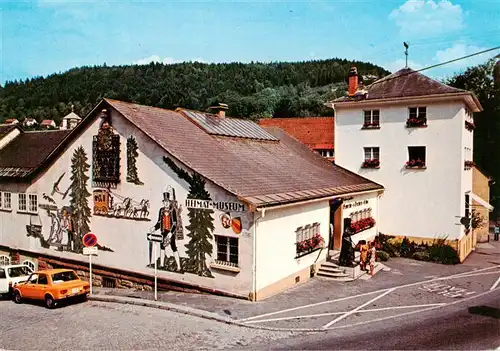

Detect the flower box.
xmin=465 ymin=120 xmax=475 ymax=132
xmin=362 ymin=122 xmax=380 ymax=129
xmin=405 ymin=159 xmax=426 ymax=169
xmin=362 ymin=159 xmax=380 ymax=168
xmin=349 ymin=217 xmax=376 ymax=234
xmin=406 ymin=117 xmax=427 ymax=128
xmin=296 ymin=233 xmax=325 ymax=257
xmin=464 ymin=160 xmax=476 ymax=170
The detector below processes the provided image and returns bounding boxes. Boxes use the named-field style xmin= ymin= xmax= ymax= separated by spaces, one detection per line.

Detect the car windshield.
xmin=8 ymin=266 xmax=32 ymax=277
xmin=51 ymin=271 xmax=79 ymax=284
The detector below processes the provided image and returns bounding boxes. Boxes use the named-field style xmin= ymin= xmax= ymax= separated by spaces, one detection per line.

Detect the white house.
xmin=328 ymin=66 xmax=494 ymax=262
xmin=23 ymin=118 xmax=38 ymax=128
xmin=40 ymin=119 xmax=57 ymax=129
xmin=0 ymin=99 xmax=383 ymax=300
xmin=60 ymin=111 xmax=82 ymax=130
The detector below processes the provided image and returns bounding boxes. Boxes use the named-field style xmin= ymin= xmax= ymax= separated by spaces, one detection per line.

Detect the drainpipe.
xmin=252 ymin=208 xmax=265 ymax=301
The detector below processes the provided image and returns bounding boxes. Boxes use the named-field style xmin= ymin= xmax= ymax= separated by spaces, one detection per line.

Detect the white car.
xmin=0 ymin=264 xmax=34 ymax=298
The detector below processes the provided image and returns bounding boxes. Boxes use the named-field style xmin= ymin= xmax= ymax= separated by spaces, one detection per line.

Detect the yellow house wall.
xmin=472 ymin=167 xmax=491 ymax=243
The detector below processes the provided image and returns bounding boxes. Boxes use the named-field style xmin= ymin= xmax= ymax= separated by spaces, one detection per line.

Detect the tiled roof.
xmin=0 ymin=130 xmax=72 ymax=178
xmin=258 ymin=117 xmax=334 ymax=149
xmin=0 ymin=124 xmax=18 ymax=139
xmin=106 ymin=99 xmax=381 ymax=208
xmin=333 ymin=68 xmax=471 ymax=103
xmin=41 ymin=120 xmax=55 ymax=125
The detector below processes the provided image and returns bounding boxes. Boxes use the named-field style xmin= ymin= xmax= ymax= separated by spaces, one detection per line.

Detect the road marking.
xmin=322 ymin=288 xmax=396 ymax=329
xmin=490 ymin=276 xmax=500 ymax=291
xmin=327 ymin=288 xmax=500 ymax=330
xmin=244 ymin=303 xmax=446 ymax=324
xmin=238 ymin=265 xmax=500 ymax=323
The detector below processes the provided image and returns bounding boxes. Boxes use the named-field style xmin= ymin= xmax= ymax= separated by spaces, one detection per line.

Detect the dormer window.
xmin=407 ymin=107 xmax=427 ymax=128
xmin=362 ymin=110 xmax=380 ymax=129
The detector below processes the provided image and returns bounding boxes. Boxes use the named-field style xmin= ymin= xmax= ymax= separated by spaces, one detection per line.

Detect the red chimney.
xmin=348 ymin=66 xmax=359 ymax=96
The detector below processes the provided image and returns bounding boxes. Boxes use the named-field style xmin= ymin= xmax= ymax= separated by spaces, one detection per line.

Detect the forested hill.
xmin=0 ymin=59 xmax=390 ymax=123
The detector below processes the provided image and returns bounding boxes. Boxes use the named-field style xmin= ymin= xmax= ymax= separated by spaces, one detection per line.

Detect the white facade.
xmin=335 ymin=99 xmax=474 ymax=242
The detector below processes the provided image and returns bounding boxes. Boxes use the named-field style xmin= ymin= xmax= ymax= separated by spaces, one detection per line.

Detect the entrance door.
xmin=329 ymin=199 xmax=343 ymax=250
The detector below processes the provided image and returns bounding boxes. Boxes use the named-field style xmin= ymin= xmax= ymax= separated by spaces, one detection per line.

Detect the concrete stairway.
xmin=317 ymin=261 xmax=351 ymax=280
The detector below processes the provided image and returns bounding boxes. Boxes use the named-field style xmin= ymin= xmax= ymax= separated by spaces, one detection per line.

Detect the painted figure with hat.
xmin=150 ymin=186 xmax=182 ymax=272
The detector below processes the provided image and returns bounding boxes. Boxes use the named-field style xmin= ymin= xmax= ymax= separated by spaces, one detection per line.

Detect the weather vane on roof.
xmin=404 ymin=42 xmax=409 ymax=68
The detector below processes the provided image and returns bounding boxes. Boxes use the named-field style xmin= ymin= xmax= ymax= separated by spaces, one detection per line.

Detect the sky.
xmin=0 ymin=0 xmax=499 ymax=85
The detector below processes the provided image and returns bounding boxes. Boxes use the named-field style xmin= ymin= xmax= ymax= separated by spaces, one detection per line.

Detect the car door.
xmin=0 ymin=268 xmax=8 ymax=294
xmin=20 ymin=273 xmax=38 ymax=299
xmin=33 ymin=274 xmax=49 ymax=300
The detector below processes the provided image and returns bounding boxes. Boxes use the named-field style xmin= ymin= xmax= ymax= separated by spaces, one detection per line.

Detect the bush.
xmin=412 ymin=251 xmax=431 ymax=261
xmin=376 ymin=250 xmax=390 ymax=261
xmin=428 ymin=243 xmax=460 ymax=265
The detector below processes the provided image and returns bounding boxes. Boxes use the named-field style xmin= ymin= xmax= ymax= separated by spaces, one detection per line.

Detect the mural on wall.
xmin=26 ymin=147 xmax=114 ymax=253
xmin=93 ymin=188 xmax=150 ymax=221
xmin=126 ymin=136 xmax=144 ymax=185
xmin=92 ymin=111 xmax=121 ymax=188
xmin=146 ymin=156 xmax=214 ymax=278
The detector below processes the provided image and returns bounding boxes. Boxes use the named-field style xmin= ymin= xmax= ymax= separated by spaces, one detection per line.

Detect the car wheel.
xmin=45 ymin=294 xmax=56 ymax=309
xmin=13 ymin=291 xmax=22 ymax=304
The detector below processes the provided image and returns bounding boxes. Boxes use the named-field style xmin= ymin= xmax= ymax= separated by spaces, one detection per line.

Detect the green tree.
xmin=69 ymin=146 xmax=92 ymax=253
xmin=126 ymin=136 xmax=143 ymax=185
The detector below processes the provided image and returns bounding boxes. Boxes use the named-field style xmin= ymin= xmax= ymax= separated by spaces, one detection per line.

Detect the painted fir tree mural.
xmin=163 ymin=156 xmax=214 ymax=278
xmin=70 ymin=146 xmax=92 ymax=254
xmin=126 ymin=136 xmax=143 ymax=185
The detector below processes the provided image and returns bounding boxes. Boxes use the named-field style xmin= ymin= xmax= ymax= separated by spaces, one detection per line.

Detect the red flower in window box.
xmin=363 ymin=122 xmax=380 ymax=129
xmin=362 ymin=159 xmax=380 ymax=168
xmin=406 ymin=117 xmax=427 ymax=127
xmin=465 ymin=120 xmax=475 ymax=131
xmin=349 ymin=217 xmax=376 ymax=234
xmin=464 ymin=160 xmax=476 ymax=170
xmin=296 ymin=233 xmax=325 ymax=254
xmin=405 ymin=158 xmax=426 ymax=168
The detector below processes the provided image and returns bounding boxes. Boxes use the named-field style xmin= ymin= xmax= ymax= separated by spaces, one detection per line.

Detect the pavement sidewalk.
xmin=89 ymin=239 xmax=500 ymax=325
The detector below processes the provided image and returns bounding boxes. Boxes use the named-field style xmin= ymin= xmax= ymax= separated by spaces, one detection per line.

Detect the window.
xmin=406 ymin=146 xmax=426 ymax=168
xmin=52 ymin=271 xmax=79 ymax=283
xmin=409 ymin=107 xmax=426 ymax=118
xmin=0 ymin=255 xmax=10 ymax=266
xmin=28 ymin=194 xmax=38 ymax=213
xmin=465 ymin=194 xmax=470 ymax=218
xmin=22 ymin=260 xmax=35 ymax=272
xmin=407 ymin=107 xmax=427 ymax=127
xmin=8 ymin=265 xmax=32 ymax=277
xmin=28 ymin=274 xmax=38 ymax=284
xmin=2 ymin=192 xmax=12 ymax=210
xmin=318 ymin=150 xmax=334 ymax=158
xmin=363 ymin=110 xmax=380 ymax=128
xmin=18 ymin=194 xmax=27 ymax=212
xmin=37 ymin=274 xmax=48 ymax=285
xmin=0 ymin=269 xmax=5 ymax=279
xmin=215 ymin=235 xmax=238 ymax=267
xmin=363 ymin=147 xmax=380 ymax=168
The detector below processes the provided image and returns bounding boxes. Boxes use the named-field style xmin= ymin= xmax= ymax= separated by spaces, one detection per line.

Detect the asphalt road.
xmin=253 ymin=289 xmax=500 ymax=350
xmin=0 ymin=299 xmax=292 ymax=350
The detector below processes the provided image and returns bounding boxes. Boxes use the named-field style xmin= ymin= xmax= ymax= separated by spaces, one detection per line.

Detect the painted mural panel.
xmin=92 ymin=112 xmax=121 ymax=187
xmin=26 ymin=146 xmax=114 ymax=253
xmin=92 ymin=189 xmax=150 ymax=221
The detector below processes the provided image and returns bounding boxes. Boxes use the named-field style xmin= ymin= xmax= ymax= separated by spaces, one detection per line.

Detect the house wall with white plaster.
xmin=341 ymin=192 xmax=380 ymax=244
xmin=254 ymin=199 xmax=329 ymax=298
xmin=0 ymin=109 xmax=256 ymax=297
xmin=335 ymin=100 xmax=468 ymax=241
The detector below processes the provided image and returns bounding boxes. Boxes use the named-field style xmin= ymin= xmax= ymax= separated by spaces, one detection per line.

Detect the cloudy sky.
xmin=1 ymin=0 xmax=499 ymax=84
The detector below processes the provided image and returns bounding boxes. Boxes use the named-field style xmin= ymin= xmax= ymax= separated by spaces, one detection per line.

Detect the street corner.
xmin=236 ymin=265 xmax=500 ymax=331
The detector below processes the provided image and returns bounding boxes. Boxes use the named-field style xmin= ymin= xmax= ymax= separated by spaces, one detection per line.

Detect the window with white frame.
xmin=22 ymin=260 xmax=36 ymax=272
xmin=364 ymin=147 xmax=380 ymax=161
xmin=363 ymin=110 xmax=380 ymax=127
xmin=28 ymin=194 xmax=38 ymax=213
xmin=0 ymin=255 xmax=10 ymax=266
xmin=215 ymin=235 xmax=239 ymax=267
xmin=18 ymin=193 xmax=27 ymax=212
xmin=1 ymin=192 xmax=12 ymax=210
xmin=409 ymin=107 xmax=427 ymax=119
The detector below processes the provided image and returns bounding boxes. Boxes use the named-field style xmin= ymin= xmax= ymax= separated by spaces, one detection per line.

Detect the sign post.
xmin=147 ymin=232 xmax=163 ymax=301
xmin=82 ymin=233 xmax=98 ymax=295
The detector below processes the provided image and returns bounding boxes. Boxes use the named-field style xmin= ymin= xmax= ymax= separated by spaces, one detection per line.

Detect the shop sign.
xmin=343 ymin=199 xmax=369 ymax=210
xmin=185 ymin=198 xmax=246 ymax=212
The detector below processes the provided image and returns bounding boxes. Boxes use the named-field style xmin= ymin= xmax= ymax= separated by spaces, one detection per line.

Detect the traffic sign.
xmin=147 ymin=233 xmax=163 ymax=243
xmin=83 ymin=246 xmax=98 ymax=255
xmin=83 ymin=233 xmax=98 ymax=247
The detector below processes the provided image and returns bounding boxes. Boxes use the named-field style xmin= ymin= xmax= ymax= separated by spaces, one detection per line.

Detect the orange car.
xmin=12 ymin=268 xmax=90 ymax=308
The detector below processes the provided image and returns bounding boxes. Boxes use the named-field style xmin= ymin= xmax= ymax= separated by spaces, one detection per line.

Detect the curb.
xmin=88 ymin=294 xmax=327 ymax=333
